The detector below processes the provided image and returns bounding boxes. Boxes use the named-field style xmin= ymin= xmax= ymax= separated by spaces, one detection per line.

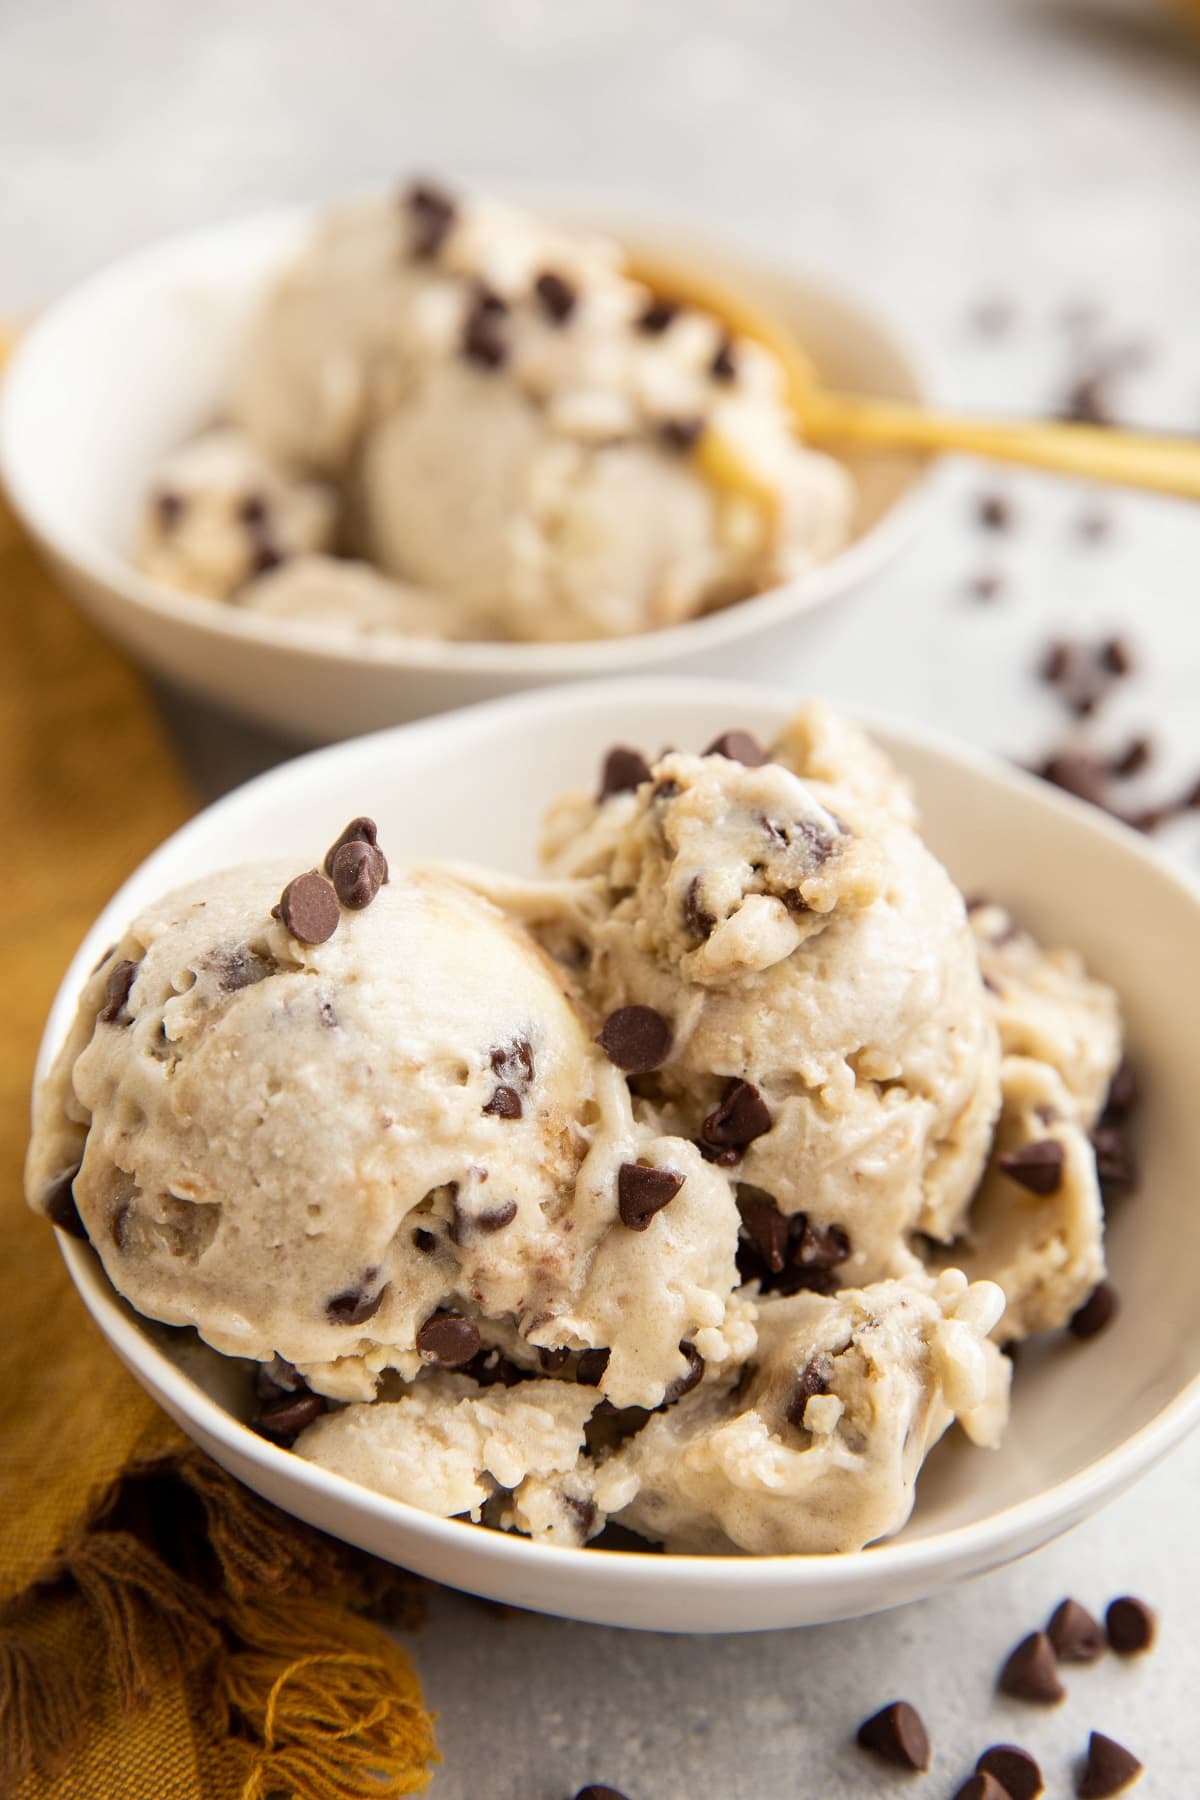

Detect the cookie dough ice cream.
xmin=27 ymin=706 xmax=1132 ymax=1557
xmin=133 ymin=181 xmax=852 ymax=643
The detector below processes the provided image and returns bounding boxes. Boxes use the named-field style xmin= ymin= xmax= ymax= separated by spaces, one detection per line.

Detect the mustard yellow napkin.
xmin=0 ymin=464 xmax=436 ymax=1796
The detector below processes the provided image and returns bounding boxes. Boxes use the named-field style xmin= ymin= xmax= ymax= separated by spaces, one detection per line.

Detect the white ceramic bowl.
xmin=38 ymin=678 xmax=1200 ymax=1633
xmin=0 ymin=199 xmax=930 ymax=743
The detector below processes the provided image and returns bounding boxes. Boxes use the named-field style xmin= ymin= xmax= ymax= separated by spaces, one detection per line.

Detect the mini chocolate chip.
xmin=98 ymin=959 xmax=138 ymax=1024
xmin=326 ymin=1275 xmax=387 ymax=1326
xmin=416 ymin=1310 xmax=481 ymax=1367
xmin=978 ymin=492 xmax=1014 ymax=531
xmin=637 ymin=298 xmax=678 ymax=334
xmin=1091 ymin=1124 xmax=1138 ymax=1200
xmin=331 ymin=838 xmax=386 ymax=910
xmin=476 ymin=1200 xmax=518 ymax=1233
xmin=701 ymin=1080 xmax=772 ymax=1150
xmin=1105 ymin=1595 xmax=1156 ymax=1655
xmin=969 ymin=570 xmax=1006 ymax=602
xmin=238 ymin=492 xmax=269 ymax=527
xmin=412 ymin=1227 xmax=437 ymax=1254
xmin=955 ymin=1776 xmax=1010 ymax=1800
xmin=276 ymin=871 xmax=339 ymax=945
xmin=658 ymin=415 xmax=705 ymax=453
xmin=999 ymin=1631 xmax=1065 ymax=1704
xmin=405 ymin=180 xmax=457 ymax=258
xmin=1076 ymin=1732 xmax=1143 ymax=1798
xmin=703 ymin=728 xmax=768 ymax=767
xmin=977 ymin=1744 xmax=1044 ymax=1800
xmin=597 ymin=1005 xmax=673 ymax=1073
xmin=855 ymin=1700 xmax=931 ymax=1772
xmin=254 ymin=1392 xmax=327 ymax=1441
xmin=483 ymin=1085 xmax=523 ymax=1120
xmin=1048 ymin=1598 xmax=1107 ymax=1663
xmin=462 ymin=293 xmax=509 ymax=369
xmin=1100 ymin=635 xmax=1134 ymax=677
xmin=683 ymin=875 xmax=716 ymax=941
xmin=534 ymin=269 xmax=577 ymax=323
xmin=323 ymin=817 xmax=388 ymax=882
xmin=154 ymin=489 xmax=185 ymax=529
xmin=663 ymin=1342 xmax=705 ymax=1405
xmin=251 ymin=541 xmax=285 ymax=576
xmin=576 ymin=1348 xmax=610 ymax=1388
xmin=1069 ymin=1280 xmax=1118 ymax=1340
xmin=997 ymin=1139 xmax=1065 ymax=1196
xmin=785 ymin=1354 xmax=833 ymax=1429
xmin=1041 ymin=640 xmax=1073 ymax=684
xmin=711 ymin=337 xmax=737 ymax=381
xmin=211 ymin=946 xmax=277 ymax=991
xmin=42 ymin=1169 xmax=87 ymax=1239
xmin=1110 ymin=737 xmax=1152 ymax=780
xmin=737 ymin=1188 xmax=789 ymax=1274
xmin=617 ymin=1163 xmax=684 ymax=1231
xmin=538 ymin=1346 xmax=572 ymax=1373
xmin=598 ymin=746 xmax=652 ymax=799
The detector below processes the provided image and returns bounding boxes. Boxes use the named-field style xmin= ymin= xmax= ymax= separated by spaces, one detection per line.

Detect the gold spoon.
xmin=628 ymin=254 xmax=1200 ymax=505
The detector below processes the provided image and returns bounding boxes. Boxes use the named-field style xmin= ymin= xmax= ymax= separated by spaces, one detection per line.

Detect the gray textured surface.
xmin=4 ymin=1 xmax=1200 ymax=1792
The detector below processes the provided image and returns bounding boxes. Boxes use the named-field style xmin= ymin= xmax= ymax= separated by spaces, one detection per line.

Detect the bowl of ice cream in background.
xmin=0 ymin=180 xmax=929 ymax=742
xmin=27 ymin=677 xmax=1200 ymax=1633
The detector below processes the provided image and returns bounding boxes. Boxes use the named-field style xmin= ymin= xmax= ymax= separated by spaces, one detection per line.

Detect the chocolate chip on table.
xmin=997 ymin=1139 xmax=1065 ymax=1196
xmin=662 ymin=1341 xmax=705 ymax=1406
xmin=1076 ymin=1731 xmax=1143 ymax=1798
xmin=658 ymin=416 xmax=705 ymax=453
xmin=1099 ymin=635 xmax=1134 ymax=678
xmin=1069 ymin=1280 xmax=1118 ymax=1340
xmin=42 ymin=1168 xmax=87 ymax=1240
xmin=977 ymin=1744 xmax=1044 ymax=1800
xmin=597 ymin=1005 xmax=673 ymax=1073
xmin=1109 ymin=736 xmax=1153 ymax=780
xmin=598 ymin=745 xmax=652 ymax=800
xmin=573 ymin=1786 xmax=631 ymax=1800
xmin=784 ymin=1354 xmax=833 ymax=1429
xmin=482 ymin=1085 xmax=523 ymax=1120
xmin=683 ymin=875 xmax=716 ymax=941
xmin=971 ymin=294 xmax=1017 ymax=337
xmin=323 ymin=817 xmax=389 ymax=883
xmin=1090 ymin=1124 xmax=1138 ymax=1201
xmin=1048 ymin=1597 xmax=1107 ymax=1663
xmin=955 ymin=1775 xmax=1010 ymax=1800
xmin=416 ymin=1310 xmax=481 ymax=1367
xmin=462 ymin=290 xmax=510 ymax=369
xmin=977 ymin=492 xmax=1014 ymax=531
xmin=711 ymin=337 xmax=737 ymax=381
xmin=1078 ymin=507 xmax=1114 ymax=544
xmin=618 ymin=1163 xmax=685 ymax=1231
xmin=575 ymin=1348 xmax=610 ymax=1388
xmin=637 ymin=298 xmax=678 ymax=334
xmin=999 ymin=1631 xmax=1066 ymax=1704
xmin=737 ymin=1188 xmax=789 ymax=1274
xmin=855 ymin=1700 xmax=931 ymax=1772
xmin=404 ymin=179 xmax=457 ymax=258
xmin=534 ymin=269 xmax=577 ymax=323
xmin=1040 ymin=640 xmax=1073 ymax=685
xmin=969 ymin=570 xmax=1006 ymax=603
xmin=703 ymin=728 xmax=769 ymax=767
xmin=330 ymin=838 xmax=386 ymax=910
xmin=98 ymin=958 xmax=138 ymax=1024
xmin=1105 ymin=1595 xmax=1156 ymax=1655
xmin=274 ymin=871 xmax=340 ymax=945
xmin=1035 ymin=753 xmax=1110 ymax=809
xmin=154 ymin=489 xmax=185 ymax=529
xmin=701 ymin=1080 xmax=772 ymax=1151
xmin=326 ymin=1274 xmax=387 ymax=1326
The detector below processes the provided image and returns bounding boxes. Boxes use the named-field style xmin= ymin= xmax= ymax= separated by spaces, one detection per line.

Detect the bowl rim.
xmin=37 ymin=675 xmax=1200 ymax=1599
xmin=0 ymin=191 xmax=935 ymax=678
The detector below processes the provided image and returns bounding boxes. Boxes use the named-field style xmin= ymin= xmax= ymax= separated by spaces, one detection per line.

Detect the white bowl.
xmin=0 ymin=198 xmax=930 ymax=743
xmin=37 ymin=678 xmax=1200 ymax=1633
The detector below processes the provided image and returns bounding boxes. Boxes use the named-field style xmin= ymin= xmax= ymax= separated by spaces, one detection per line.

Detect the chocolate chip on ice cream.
xmin=617 ymin=1163 xmax=684 ymax=1231
xmin=597 ymin=1005 xmax=673 ymax=1073
xmin=275 ymin=870 xmax=340 ymax=945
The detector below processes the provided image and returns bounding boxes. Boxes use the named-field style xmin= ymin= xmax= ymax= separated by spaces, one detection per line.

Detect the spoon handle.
xmin=804 ymin=392 xmax=1200 ymax=501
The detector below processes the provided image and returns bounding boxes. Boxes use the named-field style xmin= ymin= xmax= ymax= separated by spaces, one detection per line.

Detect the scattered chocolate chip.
xmin=483 ymin=1085 xmax=523 ymax=1120
xmin=238 ymin=492 xmax=269 ymax=528
xmin=737 ymin=1188 xmax=789 ymax=1274
xmin=1078 ymin=508 xmax=1113 ymax=544
xmin=254 ymin=1392 xmax=327 ymax=1441
xmin=703 ymin=728 xmax=768 ymax=767
xmin=1035 ymin=753 xmax=1109 ymax=808
xmin=597 ymin=1005 xmax=673 ymax=1074
xmin=662 ymin=1342 xmax=705 ymax=1406
xmin=658 ymin=416 xmax=705 ymax=453
xmin=999 ymin=1631 xmax=1065 ymax=1704
xmin=1099 ymin=636 xmax=1134 ymax=678
xmin=461 ymin=1346 xmax=527 ymax=1389
xmin=1109 ymin=736 xmax=1153 ymax=780
xmin=855 ymin=1700 xmax=931 ymax=1772
xmin=323 ymin=817 xmax=389 ymax=882
xmin=1048 ymin=1598 xmax=1107 ymax=1663
xmin=416 ymin=1310 xmax=481 ymax=1367
xmin=1184 ymin=775 xmax=1200 ymax=810
xmin=1041 ymin=640 xmax=1073 ymax=685
xmin=326 ymin=1275 xmax=387 ymax=1326
xmin=404 ymin=180 xmax=457 ymax=258
xmin=701 ymin=1080 xmax=772 ymax=1151
xmin=971 ymin=295 xmax=1017 ymax=337
xmin=534 ymin=270 xmax=577 ymax=323
xmin=250 ymin=540 xmax=285 ymax=576
xmin=98 ymin=959 xmax=138 ymax=1024
xmin=42 ymin=1169 xmax=87 ymax=1239
xmin=154 ymin=489 xmax=185 ymax=529
xmin=211 ymin=946 xmax=277 ymax=991
xmin=476 ymin=1200 xmax=518 ymax=1234
xmin=997 ymin=1139 xmax=1065 ymax=1196
xmin=1103 ymin=1058 xmax=1139 ymax=1120
xmin=1090 ymin=1124 xmax=1138 ymax=1201
xmin=598 ymin=746 xmax=652 ymax=799
xmin=1069 ymin=1280 xmax=1118 ymax=1340
xmin=538 ymin=1346 xmax=572 ymax=1374
xmin=785 ymin=1354 xmax=833 ymax=1429
xmin=977 ymin=492 xmax=1014 ymax=532
xmin=683 ymin=875 xmax=716 ymax=941
xmin=711 ymin=337 xmax=737 ymax=381
xmin=331 ymin=839 xmax=386 ymax=910
xmin=573 ymin=1787 xmax=630 ymax=1800
xmin=1076 ymin=1731 xmax=1143 ymax=1798
xmin=969 ymin=570 xmax=1006 ymax=602
xmin=1060 ymin=371 xmax=1115 ymax=428
xmin=977 ymin=1744 xmax=1044 ymax=1800
xmin=1105 ymin=1595 xmax=1156 ymax=1655
xmin=275 ymin=871 xmax=339 ymax=945
xmin=576 ymin=1348 xmax=610 ymax=1388
xmin=1069 ymin=686 xmax=1101 ymax=720
xmin=955 ymin=1775 xmax=1010 ymax=1800
xmin=637 ymin=298 xmax=678 ymax=334
xmin=618 ymin=1163 xmax=685 ymax=1231
xmin=412 ymin=1227 xmax=437 ymax=1254
xmin=462 ymin=289 xmax=510 ymax=369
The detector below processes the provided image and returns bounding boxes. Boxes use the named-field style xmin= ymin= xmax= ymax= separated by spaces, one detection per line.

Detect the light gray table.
xmin=5 ymin=1 xmax=1199 ymax=1791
